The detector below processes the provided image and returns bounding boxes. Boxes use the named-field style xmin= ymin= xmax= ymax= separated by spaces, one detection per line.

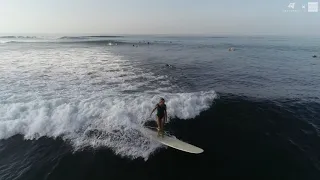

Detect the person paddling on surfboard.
xmin=149 ymin=98 xmax=167 ymax=137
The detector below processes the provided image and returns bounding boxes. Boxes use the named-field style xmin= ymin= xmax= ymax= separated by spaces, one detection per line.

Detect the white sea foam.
xmin=0 ymin=45 xmax=217 ymax=159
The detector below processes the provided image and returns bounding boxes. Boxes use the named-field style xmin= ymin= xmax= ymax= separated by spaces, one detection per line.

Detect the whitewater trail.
xmin=0 ymin=45 xmax=217 ymax=159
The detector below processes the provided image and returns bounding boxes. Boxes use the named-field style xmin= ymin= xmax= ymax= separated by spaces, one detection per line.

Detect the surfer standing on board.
xmin=149 ymin=98 xmax=167 ymax=137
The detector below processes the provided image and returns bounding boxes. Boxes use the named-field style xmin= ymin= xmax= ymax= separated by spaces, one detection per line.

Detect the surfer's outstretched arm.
xmin=149 ymin=106 xmax=157 ymax=117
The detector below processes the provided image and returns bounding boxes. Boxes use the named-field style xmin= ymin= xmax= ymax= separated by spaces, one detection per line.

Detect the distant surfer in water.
xmin=228 ymin=47 xmax=234 ymax=51
xmin=149 ymin=98 xmax=167 ymax=136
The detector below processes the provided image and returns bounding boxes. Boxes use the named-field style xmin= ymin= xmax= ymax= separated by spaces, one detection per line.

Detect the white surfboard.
xmin=143 ymin=128 xmax=204 ymax=154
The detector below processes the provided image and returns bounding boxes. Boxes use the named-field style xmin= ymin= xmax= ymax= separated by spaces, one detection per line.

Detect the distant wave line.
xmin=0 ymin=35 xmax=123 ymax=39
xmin=58 ymin=35 xmax=123 ymax=40
xmin=0 ymin=36 xmax=37 ymax=39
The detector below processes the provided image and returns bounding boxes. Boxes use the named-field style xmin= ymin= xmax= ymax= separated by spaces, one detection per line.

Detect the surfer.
xmin=149 ymin=98 xmax=167 ymax=136
xmin=165 ymin=64 xmax=175 ymax=69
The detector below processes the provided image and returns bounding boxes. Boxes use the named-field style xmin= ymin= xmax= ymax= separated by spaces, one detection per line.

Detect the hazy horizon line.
xmin=0 ymin=33 xmax=319 ymax=38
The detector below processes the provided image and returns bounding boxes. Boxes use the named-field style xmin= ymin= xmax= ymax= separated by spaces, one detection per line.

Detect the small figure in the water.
xmin=147 ymin=42 xmax=150 ymax=45
xmin=165 ymin=64 xmax=175 ymax=68
xmin=312 ymin=55 xmax=317 ymax=58
xmin=228 ymin=47 xmax=234 ymax=51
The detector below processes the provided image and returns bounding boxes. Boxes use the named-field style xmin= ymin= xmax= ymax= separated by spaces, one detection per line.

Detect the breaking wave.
xmin=0 ymin=47 xmax=217 ymax=160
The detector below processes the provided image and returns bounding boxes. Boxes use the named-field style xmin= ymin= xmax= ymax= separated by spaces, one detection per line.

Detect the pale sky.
xmin=0 ymin=0 xmax=319 ymax=35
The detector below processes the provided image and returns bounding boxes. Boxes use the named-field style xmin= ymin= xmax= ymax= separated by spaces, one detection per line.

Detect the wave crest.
xmin=0 ymin=36 xmax=37 ymax=39
xmin=0 ymin=91 xmax=216 ymax=159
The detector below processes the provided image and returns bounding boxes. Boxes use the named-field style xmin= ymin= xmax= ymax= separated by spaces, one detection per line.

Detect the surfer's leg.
xmin=160 ymin=117 xmax=165 ymax=137
xmin=156 ymin=116 xmax=161 ymax=133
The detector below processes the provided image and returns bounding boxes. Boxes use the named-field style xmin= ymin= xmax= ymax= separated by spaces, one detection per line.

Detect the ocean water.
xmin=0 ymin=35 xmax=319 ymax=180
